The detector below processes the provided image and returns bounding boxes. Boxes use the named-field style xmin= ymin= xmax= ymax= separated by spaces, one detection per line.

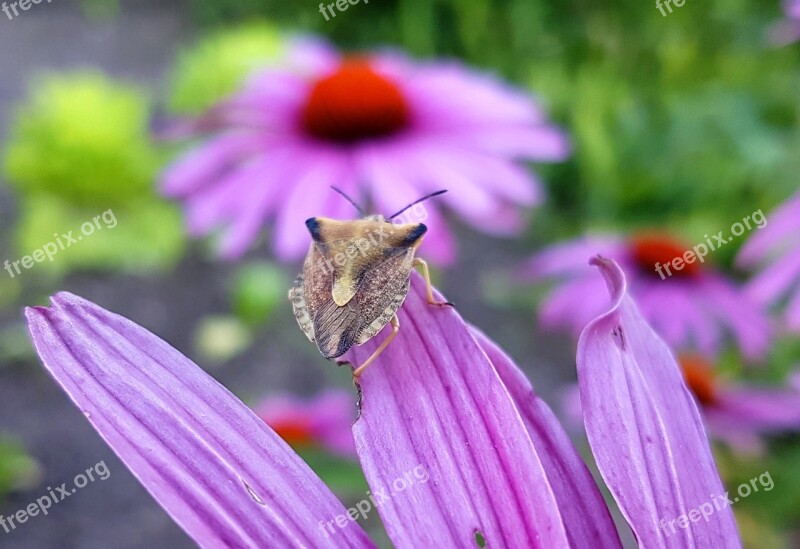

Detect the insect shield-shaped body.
xmin=289 ymin=191 xmax=450 ymax=378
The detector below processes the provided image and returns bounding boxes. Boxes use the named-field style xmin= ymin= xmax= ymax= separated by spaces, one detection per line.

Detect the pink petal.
xmin=577 ymin=257 xmax=741 ymax=547
xmin=471 ymin=326 xmax=622 ymax=548
xmin=702 ymin=276 xmax=771 ymax=361
xmin=359 ymin=147 xmax=456 ymax=265
xmin=273 ymin=148 xmax=351 ymax=260
xmin=520 ymin=237 xmax=623 ymax=280
xmin=736 ymin=194 xmax=800 ymax=266
xmin=744 ymin=250 xmax=800 ymax=306
xmin=403 ymin=64 xmax=544 ymax=126
xmin=26 ymin=294 xmax=373 ymax=548
xmin=347 ymin=274 xmax=571 ymax=547
xmin=161 ymin=133 xmax=263 ymax=197
xmin=450 ymin=126 xmax=572 ymax=161
xmin=708 ymin=380 xmax=800 ymax=433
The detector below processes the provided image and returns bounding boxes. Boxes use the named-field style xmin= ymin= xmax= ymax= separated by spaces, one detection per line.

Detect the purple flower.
xmin=680 ymin=354 xmax=800 ymax=454
xmin=737 ymin=191 xmax=800 ymax=330
xmin=254 ymin=390 xmax=357 ymax=458
xmin=160 ymin=40 xmax=569 ymax=264
xmin=25 ymin=270 xmax=739 ymax=546
xmin=521 ymin=233 xmax=771 ymax=360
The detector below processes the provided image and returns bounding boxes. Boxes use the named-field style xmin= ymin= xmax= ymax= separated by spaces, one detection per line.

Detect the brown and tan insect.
xmin=288 ymin=189 xmax=451 ymax=378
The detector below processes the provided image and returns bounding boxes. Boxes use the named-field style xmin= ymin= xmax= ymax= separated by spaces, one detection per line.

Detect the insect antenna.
xmin=388 ymin=190 xmax=448 ymax=220
xmin=330 ymin=186 xmax=365 ymax=216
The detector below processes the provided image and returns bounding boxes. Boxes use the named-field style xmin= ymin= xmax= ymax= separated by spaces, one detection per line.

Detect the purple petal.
xmin=26 ymin=294 xmax=373 ymax=548
xmin=403 ymin=63 xmax=545 ymax=126
xmin=233 ymin=69 xmax=309 ymax=119
xmin=348 ymin=274 xmax=571 ymax=547
xmin=736 ymin=193 xmax=800 ymax=266
xmin=577 ymin=257 xmax=741 ymax=548
xmin=470 ymin=326 xmax=622 ymax=548
xmin=519 ymin=236 xmax=624 ymax=280
xmin=359 ymin=146 xmax=456 ymax=264
xmin=701 ymin=275 xmax=771 ymax=361
xmin=744 ymin=250 xmax=800 ymax=306
xmin=375 ymin=143 xmax=501 ymax=219
xmin=161 ymin=133 xmax=262 ymax=197
xmin=539 ymin=276 xmax=611 ymax=336
xmin=184 ymin=151 xmax=287 ymax=249
xmin=465 ymin=154 xmax=543 ymax=206
xmin=283 ymin=36 xmax=340 ymax=73
xmin=273 ymin=148 xmax=351 ymax=260
xmin=707 ymin=380 xmax=800 ymax=433
xmin=452 ymin=126 xmax=572 ymax=161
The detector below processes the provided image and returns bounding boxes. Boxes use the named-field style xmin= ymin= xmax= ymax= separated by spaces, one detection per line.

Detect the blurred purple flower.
xmin=521 ymin=233 xmax=771 ymax=360
xmin=769 ymin=0 xmax=800 ymax=45
xmin=737 ymin=191 xmax=800 ymax=331
xmin=24 ymin=270 xmax=741 ymax=546
xmin=160 ymin=40 xmax=569 ymax=264
xmin=564 ymin=352 xmax=800 ymax=455
xmin=680 ymin=354 xmax=800 ymax=454
xmin=254 ymin=390 xmax=357 ymax=458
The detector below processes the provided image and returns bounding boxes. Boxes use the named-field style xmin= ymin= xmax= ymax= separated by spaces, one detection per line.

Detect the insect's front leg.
xmin=352 ymin=314 xmax=401 ymax=379
xmin=412 ymin=258 xmax=454 ymax=307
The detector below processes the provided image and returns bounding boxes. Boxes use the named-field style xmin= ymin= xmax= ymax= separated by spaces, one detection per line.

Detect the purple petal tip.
xmin=589 ymin=255 xmax=626 ymax=304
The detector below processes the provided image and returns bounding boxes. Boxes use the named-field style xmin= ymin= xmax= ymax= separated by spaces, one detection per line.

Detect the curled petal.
xmin=26 ymin=294 xmax=373 ymax=549
xmin=577 ymin=257 xmax=741 ymax=548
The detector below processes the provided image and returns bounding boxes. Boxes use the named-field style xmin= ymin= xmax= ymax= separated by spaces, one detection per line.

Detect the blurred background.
xmin=0 ymin=0 xmax=799 ymax=547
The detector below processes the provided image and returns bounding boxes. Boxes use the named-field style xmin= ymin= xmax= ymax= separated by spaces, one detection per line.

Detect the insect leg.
xmin=352 ymin=314 xmax=400 ymax=378
xmin=412 ymin=258 xmax=454 ymax=307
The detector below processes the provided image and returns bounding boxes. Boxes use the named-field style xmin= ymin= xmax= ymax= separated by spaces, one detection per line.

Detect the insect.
xmin=288 ymin=188 xmax=452 ymax=378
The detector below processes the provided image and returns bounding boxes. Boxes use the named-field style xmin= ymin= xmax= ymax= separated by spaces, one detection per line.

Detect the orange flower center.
xmin=679 ymin=354 xmax=717 ymax=406
xmin=630 ymin=234 xmax=702 ymax=279
xmin=269 ymin=419 xmax=315 ymax=448
xmin=300 ymin=59 xmax=410 ymax=144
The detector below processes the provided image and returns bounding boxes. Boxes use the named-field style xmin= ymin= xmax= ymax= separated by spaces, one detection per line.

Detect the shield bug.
xmin=288 ymin=188 xmax=451 ymax=378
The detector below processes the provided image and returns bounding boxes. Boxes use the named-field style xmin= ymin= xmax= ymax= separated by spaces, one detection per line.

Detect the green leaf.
xmin=14 ymin=195 xmax=184 ymax=275
xmin=167 ymin=22 xmax=284 ymax=115
xmin=3 ymin=72 xmax=161 ymax=208
xmin=232 ymin=261 xmax=290 ymax=327
xmin=0 ymin=436 xmax=41 ymax=501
